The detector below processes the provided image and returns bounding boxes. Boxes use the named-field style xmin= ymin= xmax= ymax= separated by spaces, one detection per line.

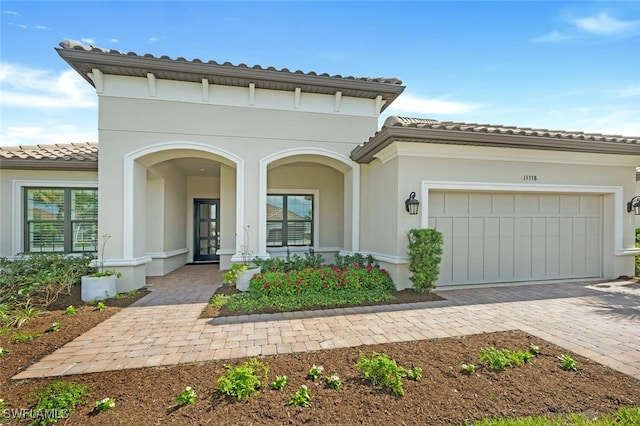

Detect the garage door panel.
xmin=540 ymin=195 xmax=560 ymax=214
xmin=430 ymin=192 xmax=602 ymax=286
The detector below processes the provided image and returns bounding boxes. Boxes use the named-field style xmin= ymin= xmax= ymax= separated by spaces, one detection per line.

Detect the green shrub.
xmin=407 ymin=228 xmax=443 ymax=293
xmin=479 ymin=347 xmax=534 ymax=371
xmin=216 ymin=358 xmax=269 ymax=400
xmin=221 ymin=263 xmax=248 ymax=285
xmin=29 ymin=381 xmax=88 ymax=425
xmin=0 ymin=253 xmax=94 ymax=309
xmin=355 ymin=351 xmax=409 ymax=397
xmin=253 ymin=251 xmax=324 ymax=273
xmin=635 ymin=228 xmax=640 ymax=277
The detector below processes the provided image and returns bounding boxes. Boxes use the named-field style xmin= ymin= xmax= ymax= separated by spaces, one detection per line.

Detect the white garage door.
xmin=428 ymin=192 xmax=602 ymax=286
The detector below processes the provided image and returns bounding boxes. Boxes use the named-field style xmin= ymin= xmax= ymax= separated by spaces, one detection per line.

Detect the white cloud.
xmin=4 ymin=11 xmax=20 ymax=16
xmin=109 ymin=38 xmax=119 ymax=43
xmin=387 ymin=93 xmax=478 ymax=115
xmin=533 ymin=30 xmax=574 ymax=43
xmin=0 ymin=63 xmax=97 ymax=109
xmin=149 ymin=37 xmax=160 ymax=43
xmin=36 ymin=25 xmax=49 ymax=30
xmin=573 ymin=12 xmax=640 ymax=36
xmin=535 ymin=10 xmax=640 ymax=43
xmin=80 ymin=38 xmax=96 ymax=45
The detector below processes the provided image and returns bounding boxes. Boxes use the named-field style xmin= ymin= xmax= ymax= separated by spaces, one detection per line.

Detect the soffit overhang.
xmin=56 ymin=41 xmax=405 ymax=111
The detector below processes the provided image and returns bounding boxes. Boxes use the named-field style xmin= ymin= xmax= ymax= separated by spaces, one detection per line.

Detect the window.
xmin=266 ymin=194 xmax=313 ymax=247
xmin=24 ymin=188 xmax=98 ymax=253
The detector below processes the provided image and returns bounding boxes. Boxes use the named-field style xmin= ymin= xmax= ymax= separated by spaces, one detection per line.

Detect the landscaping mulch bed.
xmin=2 ymin=286 xmax=639 ymax=425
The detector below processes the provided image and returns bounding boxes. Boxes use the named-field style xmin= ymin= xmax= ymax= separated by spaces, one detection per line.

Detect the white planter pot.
xmin=81 ymin=275 xmax=117 ymax=302
xmin=236 ymin=267 xmax=261 ymax=292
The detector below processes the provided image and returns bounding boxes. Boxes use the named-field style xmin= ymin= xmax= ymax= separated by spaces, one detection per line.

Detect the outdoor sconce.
xmin=405 ymin=192 xmax=420 ymax=215
xmin=627 ymin=196 xmax=640 ymax=215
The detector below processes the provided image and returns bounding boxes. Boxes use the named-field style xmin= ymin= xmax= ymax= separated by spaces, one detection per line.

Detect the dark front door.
xmin=194 ymin=199 xmax=219 ymax=262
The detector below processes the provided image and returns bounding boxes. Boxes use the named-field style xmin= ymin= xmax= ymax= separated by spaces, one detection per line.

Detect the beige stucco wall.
xmin=360 ymin=141 xmax=640 ymax=289
xmin=0 ymin=169 xmax=98 ymax=257
xmin=93 ymin=76 xmax=378 ymax=289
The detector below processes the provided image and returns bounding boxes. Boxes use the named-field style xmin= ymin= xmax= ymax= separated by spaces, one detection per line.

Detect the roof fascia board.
xmin=351 ymin=127 xmax=640 ymax=163
xmin=0 ymin=159 xmax=97 ymax=171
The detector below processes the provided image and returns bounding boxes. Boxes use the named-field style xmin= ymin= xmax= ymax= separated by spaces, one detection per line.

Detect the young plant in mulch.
xmin=558 ymin=354 xmax=578 ymax=371
xmin=216 ymin=358 xmax=269 ymax=400
xmin=10 ymin=330 xmax=42 ymax=344
xmin=288 ymin=385 xmax=311 ymax=407
xmin=63 ymin=305 xmax=78 ymax=315
xmin=175 ymin=387 xmax=197 ymax=405
xmin=30 ymin=381 xmax=88 ymax=425
xmin=271 ymin=375 xmax=288 ymax=390
xmin=46 ymin=321 xmax=61 ymax=333
xmin=355 ymin=351 xmax=419 ymax=397
xmin=324 ymin=374 xmax=342 ymax=390
xmin=307 ymin=364 xmax=324 ymax=381
xmin=94 ymin=397 xmax=116 ymax=412
xmin=460 ymin=363 xmax=476 ymax=375
xmin=478 ymin=346 xmax=535 ymax=372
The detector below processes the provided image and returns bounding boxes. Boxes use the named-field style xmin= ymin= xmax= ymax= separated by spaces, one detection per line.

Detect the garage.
xmin=428 ymin=191 xmax=602 ymax=286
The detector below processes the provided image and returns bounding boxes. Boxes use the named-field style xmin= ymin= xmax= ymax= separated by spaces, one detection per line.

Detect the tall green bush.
xmin=407 ymin=228 xmax=443 ymax=293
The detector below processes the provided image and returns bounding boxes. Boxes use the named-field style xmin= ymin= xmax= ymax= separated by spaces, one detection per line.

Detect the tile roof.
xmin=351 ymin=116 xmax=640 ymax=163
xmin=0 ymin=143 xmax=98 ymax=171
xmin=56 ymin=40 xmax=405 ymax=111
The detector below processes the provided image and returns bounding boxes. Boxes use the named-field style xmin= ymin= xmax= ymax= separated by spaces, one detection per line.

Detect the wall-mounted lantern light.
xmin=627 ymin=196 xmax=640 ymax=215
xmin=405 ymin=191 xmax=420 ymax=215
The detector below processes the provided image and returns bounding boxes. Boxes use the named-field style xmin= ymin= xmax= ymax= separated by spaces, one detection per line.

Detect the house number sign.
xmin=523 ymin=175 xmax=538 ymax=181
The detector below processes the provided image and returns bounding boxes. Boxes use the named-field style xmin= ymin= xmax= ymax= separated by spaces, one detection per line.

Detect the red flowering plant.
xmin=249 ymin=263 xmax=394 ymax=300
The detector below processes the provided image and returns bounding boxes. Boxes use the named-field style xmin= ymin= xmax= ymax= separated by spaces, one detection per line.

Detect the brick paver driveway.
xmin=13 ymin=265 xmax=640 ymax=380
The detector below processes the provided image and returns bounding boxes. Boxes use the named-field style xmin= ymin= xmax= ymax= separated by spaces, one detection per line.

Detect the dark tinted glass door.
xmin=194 ymin=199 xmax=219 ymax=262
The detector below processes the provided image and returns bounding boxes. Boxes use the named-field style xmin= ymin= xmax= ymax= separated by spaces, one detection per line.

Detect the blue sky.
xmin=1 ymin=1 xmax=639 ymax=147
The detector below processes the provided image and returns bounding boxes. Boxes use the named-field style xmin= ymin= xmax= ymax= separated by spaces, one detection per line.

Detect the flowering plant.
xmin=460 ymin=363 xmax=476 ymax=375
xmin=46 ymin=321 xmax=61 ymax=332
xmin=271 ymin=375 xmax=288 ymax=390
xmin=176 ymin=386 xmax=197 ymax=405
xmin=325 ymin=374 xmax=342 ymax=390
xmin=0 ymin=347 xmax=9 ymax=356
xmin=308 ymin=364 xmax=324 ymax=381
xmin=288 ymin=385 xmax=311 ymax=407
xmin=64 ymin=305 xmax=77 ymax=315
xmin=95 ymin=397 xmax=115 ymax=411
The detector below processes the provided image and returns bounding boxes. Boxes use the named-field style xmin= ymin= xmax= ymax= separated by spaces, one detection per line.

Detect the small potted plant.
xmin=81 ymin=233 xmax=121 ymax=301
xmin=234 ymin=225 xmax=260 ymax=292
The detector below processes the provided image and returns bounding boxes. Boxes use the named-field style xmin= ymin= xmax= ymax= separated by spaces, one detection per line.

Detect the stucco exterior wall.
xmin=360 ymin=141 xmax=640 ymax=289
xmin=93 ymin=75 xmax=378 ymax=289
xmin=0 ymin=169 xmax=98 ymax=257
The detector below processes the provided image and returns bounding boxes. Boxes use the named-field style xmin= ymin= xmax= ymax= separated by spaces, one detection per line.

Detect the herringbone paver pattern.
xmin=13 ymin=266 xmax=640 ymax=380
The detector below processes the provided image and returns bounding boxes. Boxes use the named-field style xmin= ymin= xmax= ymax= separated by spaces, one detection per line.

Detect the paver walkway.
xmin=13 ymin=265 xmax=640 ymax=380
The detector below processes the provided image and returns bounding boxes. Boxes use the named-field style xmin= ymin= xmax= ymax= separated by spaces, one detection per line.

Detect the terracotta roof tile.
xmin=351 ymin=116 xmax=640 ymax=163
xmin=0 ymin=143 xmax=98 ymax=170
xmin=58 ymin=40 xmax=403 ymax=86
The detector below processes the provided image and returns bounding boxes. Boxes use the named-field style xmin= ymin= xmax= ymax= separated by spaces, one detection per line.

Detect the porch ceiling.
xmin=169 ymin=158 xmax=221 ymax=177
